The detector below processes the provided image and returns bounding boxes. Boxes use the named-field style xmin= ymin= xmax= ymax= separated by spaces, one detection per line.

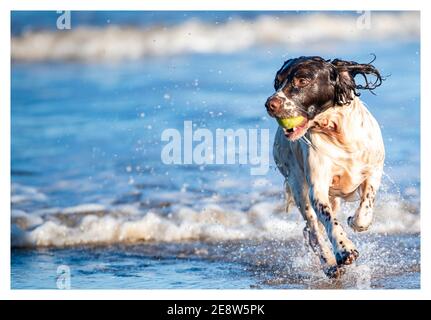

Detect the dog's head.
xmin=265 ymin=56 xmax=382 ymax=140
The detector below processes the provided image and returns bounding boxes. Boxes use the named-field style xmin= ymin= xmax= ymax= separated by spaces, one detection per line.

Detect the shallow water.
xmin=12 ymin=234 xmax=419 ymax=289
xmin=11 ymin=11 xmax=420 ymax=289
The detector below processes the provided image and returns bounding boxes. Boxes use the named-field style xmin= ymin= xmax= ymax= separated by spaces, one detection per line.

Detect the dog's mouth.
xmin=278 ymin=117 xmax=309 ymax=141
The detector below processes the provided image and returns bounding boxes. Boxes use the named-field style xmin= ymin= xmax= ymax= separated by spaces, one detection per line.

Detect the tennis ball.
xmin=276 ymin=116 xmax=306 ymax=129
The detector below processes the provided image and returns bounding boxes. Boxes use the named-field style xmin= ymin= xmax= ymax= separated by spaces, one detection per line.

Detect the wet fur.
xmin=269 ymin=56 xmax=385 ymax=277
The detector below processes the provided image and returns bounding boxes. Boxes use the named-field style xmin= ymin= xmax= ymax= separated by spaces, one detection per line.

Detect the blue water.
xmin=11 ymin=11 xmax=361 ymax=35
xmin=11 ymin=11 xmax=420 ymax=289
xmin=12 ymin=235 xmax=419 ymax=289
xmin=11 ymin=245 xmax=256 ymax=289
xmin=11 ymin=43 xmax=420 ymax=208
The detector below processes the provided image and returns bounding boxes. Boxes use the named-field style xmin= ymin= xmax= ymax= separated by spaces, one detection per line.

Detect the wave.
xmin=11 ymin=194 xmax=420 ymax=248
xmin=11 ymin=12 xmax=419 ymax=62
xmin=11 ymin=183 xmax=48 ymax=204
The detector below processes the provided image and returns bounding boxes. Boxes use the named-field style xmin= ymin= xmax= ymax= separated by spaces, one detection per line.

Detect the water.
xmin=11 ymin=11 xmax=420 ymax=289
xmin=12 ymin=235 xmax=419 ymax=289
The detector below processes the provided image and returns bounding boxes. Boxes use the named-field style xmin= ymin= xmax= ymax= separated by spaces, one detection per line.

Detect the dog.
xmin=265 ymin=56 xmax=385 ymax=278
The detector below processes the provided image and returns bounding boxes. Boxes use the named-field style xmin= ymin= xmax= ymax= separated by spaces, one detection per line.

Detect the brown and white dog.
xmin=265 ymin=56 xmax=385 ymax=278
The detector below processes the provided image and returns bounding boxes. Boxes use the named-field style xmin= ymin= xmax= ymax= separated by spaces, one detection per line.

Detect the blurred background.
xmin=11 ymin=11 xmax=420 ymax=289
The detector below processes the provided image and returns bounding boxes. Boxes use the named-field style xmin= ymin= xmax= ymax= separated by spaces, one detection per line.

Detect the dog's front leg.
xmin=288 ymin=178 xmax=339 ymax=277
xmin=306 ymin=153 xmax=359 ymax=266
xmin=348 ymin=170 xmax=382 ymax=232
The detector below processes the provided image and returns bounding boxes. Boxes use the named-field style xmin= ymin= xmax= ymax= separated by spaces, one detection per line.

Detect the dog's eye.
xmin=294 ymin=77 xmax=310 ymax=88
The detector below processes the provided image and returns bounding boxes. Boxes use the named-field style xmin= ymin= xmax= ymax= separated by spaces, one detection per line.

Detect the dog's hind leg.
xmin=283 ymin=180 xmax=296 ymax=213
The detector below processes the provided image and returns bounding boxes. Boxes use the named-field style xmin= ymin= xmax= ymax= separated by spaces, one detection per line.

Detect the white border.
xmin=1 ymin=0 xmax=428 ymax=300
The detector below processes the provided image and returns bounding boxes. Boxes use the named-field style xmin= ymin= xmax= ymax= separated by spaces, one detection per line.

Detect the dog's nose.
xmin=265 ymin=96 xmax=284 ymax=114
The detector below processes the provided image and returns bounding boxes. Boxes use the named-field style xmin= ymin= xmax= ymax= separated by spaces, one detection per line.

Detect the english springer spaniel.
xmin=265 ymin=56 xmax=384 ymax=278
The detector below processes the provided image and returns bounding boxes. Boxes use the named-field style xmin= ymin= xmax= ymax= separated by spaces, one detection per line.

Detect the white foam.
xmin=11 ymin=201 xmax=301 ymax=247
xmin=11 ymin=12 xmax=419 ymax=62
xmin=11 ymin=192 xmax=419 ymax=248
xmin=11 ymin=183 xmax=47 ymax=203
xmin=11 ymin=210 xmax=44 ymax=229
xmin=61 ymin=203 xmax=106 ymax=214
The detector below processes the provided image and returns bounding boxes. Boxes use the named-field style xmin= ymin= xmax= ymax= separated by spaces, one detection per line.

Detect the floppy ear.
xmin=331 ymin=56 xmax=383 ymax=105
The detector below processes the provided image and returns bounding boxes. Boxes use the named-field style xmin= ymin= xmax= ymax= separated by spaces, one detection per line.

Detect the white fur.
xmin=273 ymin=97 xmax=384 ymax=275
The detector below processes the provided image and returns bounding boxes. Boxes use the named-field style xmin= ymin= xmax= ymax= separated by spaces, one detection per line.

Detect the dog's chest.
xmin=328 ymin=170 xmax=362 ymax=199
xmin=314 ymin=133 xmax=370 ymax=199
xmin=274 ymin=128 xmax=370 ymax=200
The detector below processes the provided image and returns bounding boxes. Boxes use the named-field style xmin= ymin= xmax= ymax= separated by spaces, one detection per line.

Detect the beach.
xmin=11 ymin=11 xmax=420 ymax=289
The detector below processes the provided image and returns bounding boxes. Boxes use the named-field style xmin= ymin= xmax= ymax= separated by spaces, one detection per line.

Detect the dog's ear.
xmin=274 ymin=58 xmax=293 ymax=90
xmin=331 ymin=56 xmax=383 ymax=105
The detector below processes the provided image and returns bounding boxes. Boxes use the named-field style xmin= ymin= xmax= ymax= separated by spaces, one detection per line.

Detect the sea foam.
xmin=11 ymin=193 xmax=419 ymax=248
xmin=11 ymin=12 xmax=419 ymax=62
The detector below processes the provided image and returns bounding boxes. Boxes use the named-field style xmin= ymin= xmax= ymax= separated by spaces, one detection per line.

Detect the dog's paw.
xmin=348 ymin=216 xmax=370 ymax=232
xmin=324 ymin=265 xmax=345 ymax=279
xmin=336 ymin=248 xmax=359 ymax=266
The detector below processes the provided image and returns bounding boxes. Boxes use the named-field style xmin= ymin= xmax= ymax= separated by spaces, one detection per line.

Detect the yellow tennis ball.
xmin=276 ymin=116 xmax=305 ymax=129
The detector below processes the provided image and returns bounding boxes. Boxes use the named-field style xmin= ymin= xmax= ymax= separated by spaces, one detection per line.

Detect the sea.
xmin=11 ymin=11 xmax=420 ymax=289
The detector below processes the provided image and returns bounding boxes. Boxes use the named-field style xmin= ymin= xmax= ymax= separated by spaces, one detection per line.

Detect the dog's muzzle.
xmin=265 ymin=96 xmax=285 ymax=117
